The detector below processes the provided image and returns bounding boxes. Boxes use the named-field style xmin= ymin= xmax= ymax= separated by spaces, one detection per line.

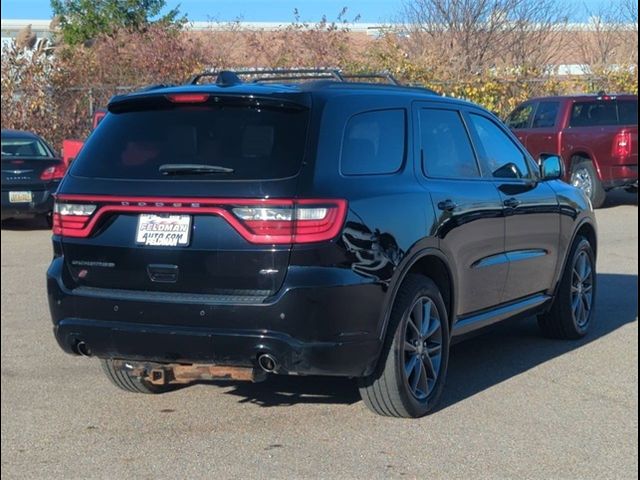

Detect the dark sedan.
xmin=1 ymin=129 xmax=66 ymax=226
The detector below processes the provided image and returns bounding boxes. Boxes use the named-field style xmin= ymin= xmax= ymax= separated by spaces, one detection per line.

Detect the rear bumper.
xmin=47 ymin=257 xmax=385 ymax=377
xmin=601 ymin=165 xmax=638 ymax=189
xmin=1 ymin=189 xmax=54 ymax=219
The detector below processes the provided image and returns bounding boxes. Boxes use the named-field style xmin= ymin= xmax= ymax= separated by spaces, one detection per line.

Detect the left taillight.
xmin=40 ymin=164 xmax=67 ymax=181
xmin=52 ymin=202 xmax=96 ymax=236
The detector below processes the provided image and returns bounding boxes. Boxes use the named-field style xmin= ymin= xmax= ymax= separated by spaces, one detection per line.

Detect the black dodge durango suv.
xmin=47 ymin=69 xmax=598 ymax=418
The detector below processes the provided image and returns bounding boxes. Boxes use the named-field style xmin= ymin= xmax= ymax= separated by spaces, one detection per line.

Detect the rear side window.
xmin=618 ymin=100 xmax=638 ymax=125
xmin=532 ymin=101 xmax=560 ymax=128
xmin=468 ymin=113 xmax=531 ymax=180
xmin=570 ymin=101 xmax=618 ymax=127
xmin=419 ymin=109 xmax=479 ymax=179
xmin=506 ymin=103 xmax=534 ymax=129
xmin=70 ymin=104 xmax=309 ymax=180
xmin=340 ymin=109 xmax=405 ymax=175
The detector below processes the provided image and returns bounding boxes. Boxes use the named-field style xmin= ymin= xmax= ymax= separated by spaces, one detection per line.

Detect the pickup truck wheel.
xmin=358 ymin=275 xmax=450 ymax=418
xmin=538 ymin=236 xmax=596 ymax=339
xmin=570 ymin=159 xmax=606 ymax=208
xmin=100 ymin=359 xmax=175 ymax=394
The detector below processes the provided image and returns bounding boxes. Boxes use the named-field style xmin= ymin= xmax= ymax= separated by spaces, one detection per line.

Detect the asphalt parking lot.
xmin=1 ymin=191 xmax=637 ymax=480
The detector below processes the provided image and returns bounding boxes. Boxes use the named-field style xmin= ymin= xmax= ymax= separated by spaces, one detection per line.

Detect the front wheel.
xmin=358 ymin=275 xmax=450 ymax=418
xmin=570 ymin=159 xmax=606 ymax=208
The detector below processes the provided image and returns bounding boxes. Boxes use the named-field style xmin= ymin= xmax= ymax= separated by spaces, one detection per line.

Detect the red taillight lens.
xmin=40 ymin=164 xmax=67 ymax=181
xmin=52 ymin=202 xmax=96 ymax=236
xmin=613 ymin=131 xmax=632 ymax=158
xmin=51 ymin=196 xmax=347 ymax=243
xmin=166 ymin=93 xmax=209 ymax=104
xmin=231 ymin=200 xmax=347 ymax=244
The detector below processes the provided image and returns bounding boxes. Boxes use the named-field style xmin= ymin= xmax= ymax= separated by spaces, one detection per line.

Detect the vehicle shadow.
xmin=601 ymin=189 xmax=637 ymax=209
xmin=211 ymin=273 xmax=637 ymax=410
xmin=0 ymin=217 xmax=50 ymax=231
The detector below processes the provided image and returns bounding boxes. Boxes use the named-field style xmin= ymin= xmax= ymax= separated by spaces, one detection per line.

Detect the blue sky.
xmin=0 ymin=0 xmax=612 ymax=23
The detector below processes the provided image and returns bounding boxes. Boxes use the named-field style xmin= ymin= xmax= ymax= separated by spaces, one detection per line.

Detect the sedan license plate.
xmin=8 ymin=191 xmax=32 ymax=203
xmin=135 ymin=214 xmax=191 ymax=247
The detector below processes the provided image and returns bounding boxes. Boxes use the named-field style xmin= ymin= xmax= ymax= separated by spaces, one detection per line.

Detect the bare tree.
xmin=507 ymin=0 xmax=569 ymax=75
xmin=620 ymin=0 xmax=638 ymax=65
xmin=574 ymin=4 xmax=623 ymax=73
xmin=401 ymin=0 xmax=524 ymax=78
xmin=16 ymin=25 xmax=38 ymax=50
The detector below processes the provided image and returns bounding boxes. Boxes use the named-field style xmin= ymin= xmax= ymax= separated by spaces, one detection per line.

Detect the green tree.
xmin=50 ymin=0 xmax=186 ymax=45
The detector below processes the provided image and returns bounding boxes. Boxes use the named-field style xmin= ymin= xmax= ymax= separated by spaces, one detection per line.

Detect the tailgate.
xmin=55 ymin=92 xmax=317 ymax=298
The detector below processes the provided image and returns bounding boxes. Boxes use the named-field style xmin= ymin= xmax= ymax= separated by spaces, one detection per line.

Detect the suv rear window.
xmin=569 ymin=101 xmax=618 ymax=127
xmin=70 ymin=104 xmax=309 ymax=180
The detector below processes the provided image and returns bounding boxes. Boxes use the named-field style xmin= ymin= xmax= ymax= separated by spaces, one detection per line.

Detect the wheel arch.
xmin=569 ymin=150 xmax=602 ymax=180
xmin=378 ymin=248 xmax=456 ymax=341
xmin=552 ymin=218 xmax=598 ymax=298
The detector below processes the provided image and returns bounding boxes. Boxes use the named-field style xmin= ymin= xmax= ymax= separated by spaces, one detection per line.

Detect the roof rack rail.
xmin=341 ymin=72 xmax=400 ymax=85
xmin=188 ymin=68 xmax=344 ymax=86
xmin=185 ymin=68 xmax=441 ymax=95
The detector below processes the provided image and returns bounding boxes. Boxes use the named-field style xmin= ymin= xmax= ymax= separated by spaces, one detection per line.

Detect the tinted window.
xmin=341 ymin=109 xmax=405 ymax=175
xmin=420 ymin=109 xmax=479 ymax=178
xmin=1 ymin=136 xmax=51 ymax=158
xmin=71 ymin=105 xmax=309 ymax=180
xmin=618 ymin=100 xmax=638 ymax=125
xmin=532 ymin=101 xmax=560 ymax=128
xmin=468 ymin=114 xmax=530 ymax=179
xmin=506 ymin=103 xmax=534 ymax=129
xmin=569 ymin=101 xmax=618 ymax=127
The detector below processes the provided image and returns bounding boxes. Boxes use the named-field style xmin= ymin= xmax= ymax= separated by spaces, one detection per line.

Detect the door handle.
xmin=503 ymin=197 xmax=521 ymax=208
xmin=437 ymin=199 xmax=458 ymax=211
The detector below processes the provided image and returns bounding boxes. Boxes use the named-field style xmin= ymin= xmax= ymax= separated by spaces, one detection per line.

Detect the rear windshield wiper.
xmin=159 ymin=164 xmax=234 ymax=175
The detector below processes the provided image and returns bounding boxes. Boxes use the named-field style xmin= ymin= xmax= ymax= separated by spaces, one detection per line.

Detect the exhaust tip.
xmin=257 ymin=353 xmax=278 ymax=373
xmin=75 ymin=341 xmax=91 ymax=357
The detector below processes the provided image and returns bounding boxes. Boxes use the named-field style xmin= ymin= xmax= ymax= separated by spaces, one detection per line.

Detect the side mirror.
xmin=538 ymin=154 xmax=564 ymax=180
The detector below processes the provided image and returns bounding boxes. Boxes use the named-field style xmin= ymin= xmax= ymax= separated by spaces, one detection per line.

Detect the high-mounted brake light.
xmin=166 ymin=93 xmax=210 ymax=104
xmin=52 ymin=196 xmax=347 ymax=244
xmin=612 ymin=131 xmax=632 ymax=158
xmin=40 ymin=164 xmax=67 ymax=181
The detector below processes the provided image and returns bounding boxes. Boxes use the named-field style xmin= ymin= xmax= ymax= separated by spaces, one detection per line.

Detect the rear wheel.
xmin=538 ymin=236 xmax=596 ymax=339
xmin=358 ymin=275 xmax=450 ymax=418
xmin=570 ymin=159 xmax=606 ymax=208
xmin=100 ymin=359 xmax=175 ymax=394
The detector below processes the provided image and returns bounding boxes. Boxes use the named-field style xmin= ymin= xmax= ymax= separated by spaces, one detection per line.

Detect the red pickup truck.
xmin=506 ymin=94 xmax=638 ymax=207
xmin=60 ymin=109 xmax=107 ymax=166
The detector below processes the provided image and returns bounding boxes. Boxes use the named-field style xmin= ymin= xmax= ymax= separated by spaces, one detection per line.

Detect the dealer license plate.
xmin=135 ymin=214 xmax=191 ymax=247
xmin=9 ymin=191 xmax=32 ymax=203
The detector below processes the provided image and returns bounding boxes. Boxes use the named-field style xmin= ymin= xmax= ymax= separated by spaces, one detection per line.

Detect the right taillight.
xmin=230 ymin=199 xmax=347 ymax=244
xmin=613 ymin=131 xmax=632 ymax=158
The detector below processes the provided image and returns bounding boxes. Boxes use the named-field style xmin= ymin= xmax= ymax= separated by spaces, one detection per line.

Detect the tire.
xmin=570 ymin=158 xmax=606 ymax=208
xmin=538 ymin=236 xmax=596 ymax=339
xmin=44 ymin=212 xmax=53 ymax=228
xmin=358 ymin=275 xmax=450 ymax=418
xmin=100 ymin=359 xmax=174 ymax=394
